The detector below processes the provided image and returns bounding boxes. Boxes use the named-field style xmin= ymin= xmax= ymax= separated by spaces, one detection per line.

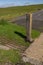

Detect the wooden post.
xmin=29 ymin=13 xmax=32 ymax=41
xmin=26 ymin=13 xmax=33 ymax=43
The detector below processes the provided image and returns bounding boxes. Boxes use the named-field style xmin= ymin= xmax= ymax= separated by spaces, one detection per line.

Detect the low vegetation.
xmin=0 ymin=49 xmax=21 ymax=64
xmin=0 ymin=19 xmax=40 ymax=47
xmin=0 ymin=49 xmax=34 ymax=65
xmin=0 ymin=4 xmax=42 ymax=64
xmin=0 ymin=4 xmax=43 ymax=20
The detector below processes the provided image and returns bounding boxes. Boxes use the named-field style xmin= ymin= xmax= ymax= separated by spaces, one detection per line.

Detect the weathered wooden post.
xmin=26 ymin=13 xmax=33 ymax=43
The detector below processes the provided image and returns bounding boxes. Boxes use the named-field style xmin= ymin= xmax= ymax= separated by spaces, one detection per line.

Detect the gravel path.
xmin=22 ymin=33 xmax=43 ymax=65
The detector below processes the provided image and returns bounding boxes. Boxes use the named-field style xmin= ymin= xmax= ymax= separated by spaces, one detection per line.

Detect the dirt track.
xmin=11 ymin=10 xmax=43 ymax=32
xmin=22 ymin=33 xmax=43 ymax=65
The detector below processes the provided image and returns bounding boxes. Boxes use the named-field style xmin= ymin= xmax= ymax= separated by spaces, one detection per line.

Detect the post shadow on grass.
xmin=14 ymin=31 xmax=33 ymax=43
xmin=15 ymin=31 xmax=26 ymax=41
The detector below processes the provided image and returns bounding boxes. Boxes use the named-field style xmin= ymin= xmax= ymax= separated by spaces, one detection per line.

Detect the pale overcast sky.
xmin=0 ymin=0 xmax=43 ymax=7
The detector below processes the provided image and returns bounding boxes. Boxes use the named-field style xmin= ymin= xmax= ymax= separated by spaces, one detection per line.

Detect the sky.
xmin=0 ymin=0 xmax=43 ymax=7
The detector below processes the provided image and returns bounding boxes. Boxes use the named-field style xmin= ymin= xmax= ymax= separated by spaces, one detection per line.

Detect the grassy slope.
xmin=0 ymin=20 xmax=40 ymax=47
xmin=0 ymin=4 xmax=43 ymax=20
xmin=0 ymin=49 xmax=33 ymax=65
xmin=0 ymin=20 xmax=40 ymax=65
xmin=0 ymin=4 xmax=42 ymax=64
xmin=0 ymin=49 xmax=21 ymax=63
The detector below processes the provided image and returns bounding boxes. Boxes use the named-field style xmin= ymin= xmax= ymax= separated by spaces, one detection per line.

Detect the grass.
xmin=25 ymin=63 xmax=34 ymax=65
xmin=0 ymin=49 xmax=21 ymax=63
xmin=0 ymin=19 xmax=40 ymax=47
xmin=0 ymin=49 xmax=34 ymax=65
xmin=0 ymin=4 xmax=43 ymax=20
xmin=0 ymin=4 xmax=42 ymax=65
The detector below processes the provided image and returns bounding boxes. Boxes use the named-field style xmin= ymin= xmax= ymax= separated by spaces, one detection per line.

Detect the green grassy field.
xmin=0 ymin=49 xmax=33 ymax=65
xmin=0 ymin=49 xmax=21 ymax=63
xmin=0 ymin=4 xmax=43 ymax=20
xmin=0 ymin=19 xmax=40 ymax=47
xmin=0 ymin=4 xmax=42 ymax=64
xmin=0 ymin=20 xmax=40 ymax=65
